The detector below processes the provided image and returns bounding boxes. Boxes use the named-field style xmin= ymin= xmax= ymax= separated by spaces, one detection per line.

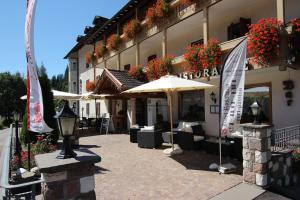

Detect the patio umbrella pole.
xmin=167 ymin=91 xmax=174 ymax=150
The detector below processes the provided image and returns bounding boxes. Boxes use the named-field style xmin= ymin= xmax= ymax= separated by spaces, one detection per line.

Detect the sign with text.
xmin=178 ymin=67 xmax=219 ymax=80
xmin=220 ymin=38 xmax=248 ymax=136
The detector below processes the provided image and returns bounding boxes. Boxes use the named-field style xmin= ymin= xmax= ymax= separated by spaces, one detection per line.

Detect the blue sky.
xmin=0 ymin=0 xmax=129 ymax=77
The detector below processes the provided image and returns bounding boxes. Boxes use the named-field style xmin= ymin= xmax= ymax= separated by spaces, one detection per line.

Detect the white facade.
xmin=67 ymin=0 xmax=300 ymax=130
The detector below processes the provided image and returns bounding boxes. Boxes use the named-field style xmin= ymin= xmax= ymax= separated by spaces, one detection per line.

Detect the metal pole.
xmin=167 ymin=91 xmax=174 ymax=150
xmin=14 ymin=121 xmax=22 ymax=167
xmin=27 ymin=142 xmax=31 ymax=171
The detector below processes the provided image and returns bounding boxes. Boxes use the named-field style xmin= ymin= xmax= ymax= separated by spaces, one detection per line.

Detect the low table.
xmin=162 ymin=131 xmax=178 ymax=144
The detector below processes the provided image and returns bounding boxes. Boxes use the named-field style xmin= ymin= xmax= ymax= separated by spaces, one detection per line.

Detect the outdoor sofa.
xmin=176 ymin=124 xmax=206 ymax=150
xmin=137 ymin=126 xmax=163 ymax=149
xmin=129 ymin=125 xmax=140 ymax=143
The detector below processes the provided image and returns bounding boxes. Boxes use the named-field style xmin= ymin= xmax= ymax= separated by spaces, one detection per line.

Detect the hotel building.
xmin=65 ymin=0 xmax=300 ymax=136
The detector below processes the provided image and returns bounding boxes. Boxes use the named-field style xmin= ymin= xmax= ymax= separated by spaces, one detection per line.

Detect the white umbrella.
xmin=124 ymin=75 xmax=214 ymax=154
xmin=80 ymin=92 xmax=112 ymax=100
xmin=20 ymin=90 xmax=81 ymax=100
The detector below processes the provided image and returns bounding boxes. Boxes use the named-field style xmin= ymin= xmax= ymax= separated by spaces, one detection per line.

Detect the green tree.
xmin=0 ymin=72 xmax=26 ymax=125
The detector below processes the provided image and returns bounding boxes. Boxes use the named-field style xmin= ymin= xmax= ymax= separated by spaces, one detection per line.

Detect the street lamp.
xmin=13 ymin=111 xmax=21 ymax=157
xmin=250 ymin=101 xmax=261 ymax=125
xmin=55 ymin=100 xmax=77 ymax=159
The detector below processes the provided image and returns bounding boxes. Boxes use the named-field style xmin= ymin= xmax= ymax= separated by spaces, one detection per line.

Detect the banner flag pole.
xmin=218 ymin=37 xmax=248 ymax=174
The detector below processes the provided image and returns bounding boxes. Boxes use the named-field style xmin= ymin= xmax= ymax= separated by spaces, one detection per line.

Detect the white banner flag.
xmin=25 ymin=0 xmax=52 ymax=133
xmin=220 ymin=38 xmax=248 ymax=137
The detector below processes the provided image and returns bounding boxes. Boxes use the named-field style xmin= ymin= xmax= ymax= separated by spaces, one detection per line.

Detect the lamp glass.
xmin=58 ymin=118 xmax=76 ymax=136
xmin=250 ymin=101 xmax=259 ymax=116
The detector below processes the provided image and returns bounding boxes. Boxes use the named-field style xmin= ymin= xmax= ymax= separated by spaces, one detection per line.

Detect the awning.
xmin=21 ymin=90 xmax=81 ymax=100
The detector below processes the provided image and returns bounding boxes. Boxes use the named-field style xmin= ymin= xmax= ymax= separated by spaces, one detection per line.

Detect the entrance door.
xmin=112 ymin=99 xmax=128 ymax=131
xmin=136 ymin=98 xmax=147 ymax=126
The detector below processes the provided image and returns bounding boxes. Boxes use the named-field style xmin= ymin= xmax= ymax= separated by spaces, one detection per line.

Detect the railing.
xmin=0 ymin=124 xmax=42 ymax=200
xmin=271 ymin=125 xmax=300 ymax=152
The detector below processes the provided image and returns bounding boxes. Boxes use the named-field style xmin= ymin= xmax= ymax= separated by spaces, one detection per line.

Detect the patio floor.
xmin=80 ymin=133 xmax=243 ymax=200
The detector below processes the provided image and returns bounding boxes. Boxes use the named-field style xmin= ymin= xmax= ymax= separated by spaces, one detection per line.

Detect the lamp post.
xmin=250 ymin=101 xmax=261 ymax=125
xmin=55 ymin=100 xmax=77 ymax=159
xmin=13 ymin=112 xmax=21 ymax=157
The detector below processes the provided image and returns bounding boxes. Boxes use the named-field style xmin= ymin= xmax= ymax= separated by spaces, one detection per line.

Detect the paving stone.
xmin=79 ymin=134 xmax=243 ymax=200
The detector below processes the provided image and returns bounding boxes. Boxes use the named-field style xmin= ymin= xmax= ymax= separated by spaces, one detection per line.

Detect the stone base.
xmin=35 ymin=149 xmax=101 ymax=200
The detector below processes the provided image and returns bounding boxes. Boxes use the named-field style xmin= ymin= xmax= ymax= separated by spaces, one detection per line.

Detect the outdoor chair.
xmin=176 ymin=124 xmax=206 ymax=150
xmin=130 ymin=125 xmax=140 ymax=143
xmin=137 ymin=127 xmax=163 ymax=149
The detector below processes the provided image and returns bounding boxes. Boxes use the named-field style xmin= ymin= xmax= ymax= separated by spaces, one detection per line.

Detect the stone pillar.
xmin=35 ymin=149 xmax=101 ymax=200
xmin=241 ymin=123 xmax=272 ymax=187
xmin=276 ymin=0 xmax=285 ymax=23
xmin=203 ymin=7 xmax=209 ymax=45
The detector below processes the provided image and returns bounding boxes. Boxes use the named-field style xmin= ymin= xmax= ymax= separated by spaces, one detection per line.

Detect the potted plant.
xmin=123 ymin=19 xmax=141 ymax=41
xmin=146 ymin=55 xmax=173 ymax=81
xmin=128 ymin=65 xmax=147 ymax=82
xmin=85 ymin=52 xmax=92 ymax=64
xmin=198 ymin=38 xmax=222 ymax=70
xmin=86 ymin=81 xmax=96 ymax=92
xmin=183 ymin=44 xmax=203 ymax=72
xmin=247 ymin=18 xmax=283 ymax=66
xmin=179 ymin=0 xmax=195 ymax=6
xmin=95 ymin=43 xmax=107 ymax=59
xmin=146 ymin=0 xmax=169 ymax=27
xmin=107 ymin=34 xmax=121 ymax=51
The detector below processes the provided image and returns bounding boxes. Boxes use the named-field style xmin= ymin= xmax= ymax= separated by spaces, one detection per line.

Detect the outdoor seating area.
xmin=129 ymin=122 xmax=243 ymax=160
xmin=79 ymin=134 xmax=243 ymax=199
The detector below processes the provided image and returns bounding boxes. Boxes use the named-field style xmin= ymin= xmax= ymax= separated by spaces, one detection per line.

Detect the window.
xmin=179 ymin=90 xmax=205 ymax=121
xmin=227 ymin=18 xmax=251 ymax=40
xmin=147 ymin=54 xmax=157 ymax=62
xmin=72 ymin=82 xmax=76 ymax=92
xmin=124 ymin=64 xmax=131 ymax=71
xmin=191 ymin=39 xmax=203 ymax=46
xmin=86 ymin=103 xmax=90 ymax=117
xmin=79 ymin=79 xmax=82 ymax=94
xmin=96 ymin=102 xmax=101 ymax=117
xmin=72 ymin=62 xmax=77 ymax=71
xmin=241 ymin=83 xmax=272 ymax=124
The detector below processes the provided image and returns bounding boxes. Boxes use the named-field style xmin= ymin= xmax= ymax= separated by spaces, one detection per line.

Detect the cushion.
xmin=131 ymin=124 xmax=139 ymax=128
xmin=194 ymin=135 xmax=205 ymax=142
xmin=141 ymin=126 xmax=154 ymax=131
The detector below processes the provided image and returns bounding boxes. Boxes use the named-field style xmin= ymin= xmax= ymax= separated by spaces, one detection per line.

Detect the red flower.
xmin=37 ymin=136 xmax=43 ymax=141
xmin=107 ymin=34 xmax=121 ymax=51
xmin=146 ymin=55 xmax=174 ymax=81
xmin=123 ymin=19 xmax=141 ymax=41
xmin=247 ymin=18 xmax=282 ymax=65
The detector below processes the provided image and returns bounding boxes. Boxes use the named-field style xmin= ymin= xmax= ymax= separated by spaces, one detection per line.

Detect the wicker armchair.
xmin=137 ymin=129 xmax=163 ymax=149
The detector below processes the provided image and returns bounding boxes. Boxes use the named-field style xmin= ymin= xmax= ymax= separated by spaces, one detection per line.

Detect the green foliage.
xmin=51 ymin=66 xmax=68 ymax=92
xmin=0 ymin=72 xmax=26 ymax=119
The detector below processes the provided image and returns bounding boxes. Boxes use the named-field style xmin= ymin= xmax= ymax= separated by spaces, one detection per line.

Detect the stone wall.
xmin=41 ymin=163 xmax=96 ymax=200
xmin=269 ymin=152 xmax=298 ymax=188
xmin=242 ymin=124 xmax=272 ymax=187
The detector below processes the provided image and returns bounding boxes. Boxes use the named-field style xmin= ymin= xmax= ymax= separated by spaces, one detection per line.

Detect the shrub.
xmin=123 ymin=19 xmax=141 ymax=41
xmin=146 ymin=55 xmax=173 ymax=81
xmin=31 ymin=135 xmax=57 ymax=155
xmin=107 ymin=34 xmax=121 ymax=51
xmin=128 ymin=66 xmax=147 ymax=82
xmin=95 ymin=43 xmax=107 ymax=59
xmin=10 ymin=151 xmax=35 ymax=171
xmin=247 ymin=18 xmax=282 ymax=65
